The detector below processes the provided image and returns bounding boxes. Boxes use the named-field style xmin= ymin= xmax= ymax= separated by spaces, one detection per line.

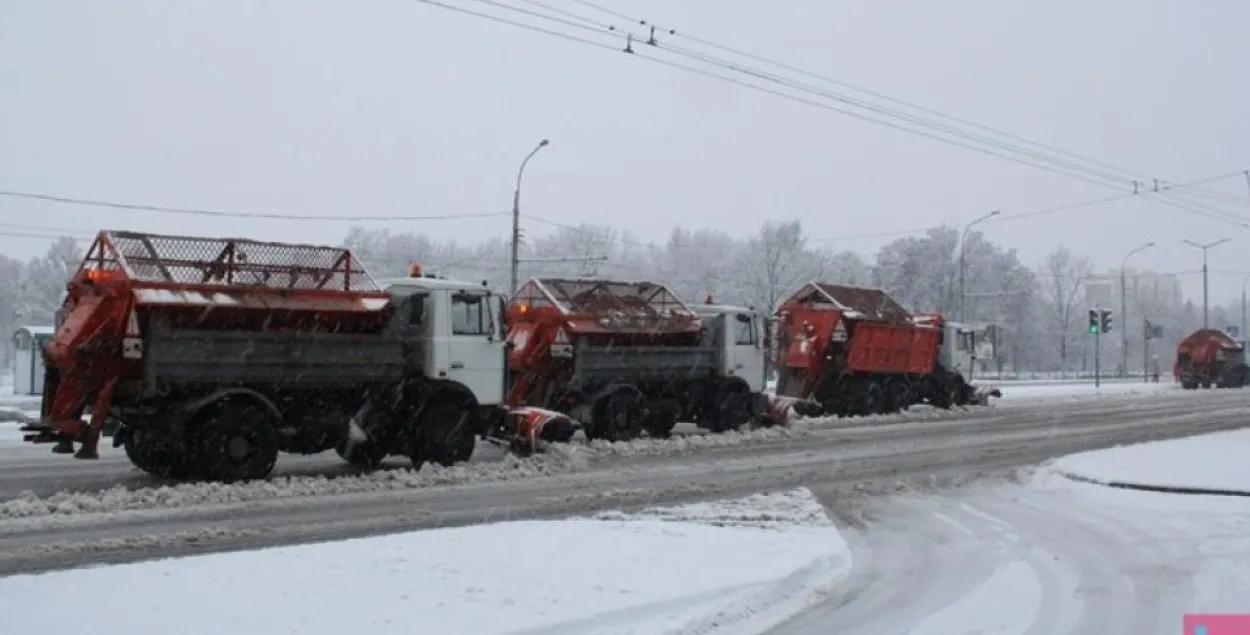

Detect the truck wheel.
xmin=411 ymin=401 xmax=474 ymax=470
xmin=335 ymin=403 xmax=394 ymax=470
xmin=933 ymin=378 xmax=962 ymax=409
xmin=710 ymin=384 xmax=751 ymax=433
xmin=194 ymin=401 xmax=280 ymax=482
xmin=642 ymin=399 xmax=680 ymax=438
xmin=123 ymin=427 xmax=189 ymax=480
xmin=861 ymin=381 xmax=886 ymax=416
xmin=588 ymin=390 xmax=643 ymax=442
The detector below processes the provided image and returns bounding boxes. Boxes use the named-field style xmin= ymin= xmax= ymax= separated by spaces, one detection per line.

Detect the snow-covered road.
xmin=768 ymin=427 xmax=1250 ymax=634
xmin=0 ymin=384 xmax=1246 ymax=578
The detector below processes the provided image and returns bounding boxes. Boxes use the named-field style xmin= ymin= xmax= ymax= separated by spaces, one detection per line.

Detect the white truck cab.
xmin=937 ymin=320 xmax=984 ymax=378
xmin=694 ymin=301 xmax=768 ymax=393
xmin=381 ymin=267 xmax=506 ymax=407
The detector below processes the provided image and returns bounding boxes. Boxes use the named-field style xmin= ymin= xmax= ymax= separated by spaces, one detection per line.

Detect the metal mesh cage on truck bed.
xmin=511 ymin=277 xmax=699 ymax=332
xmin=79 ymin=230 xmax=382 ymax=292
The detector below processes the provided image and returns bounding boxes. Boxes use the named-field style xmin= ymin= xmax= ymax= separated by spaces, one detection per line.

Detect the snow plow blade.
xmin=967 ymin=386 xmax=1002 ymax=406
xmin=507 ymin=406 xmax=580 ymax=456
xmin=761 ymin=395 xmax=818 ymax=425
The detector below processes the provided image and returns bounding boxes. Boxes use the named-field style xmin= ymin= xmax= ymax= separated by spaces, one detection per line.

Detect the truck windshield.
xmin=452 ymin=292 xmax=492 ymax=336
xmin=734 ymin=314 xmax=756 ymax=345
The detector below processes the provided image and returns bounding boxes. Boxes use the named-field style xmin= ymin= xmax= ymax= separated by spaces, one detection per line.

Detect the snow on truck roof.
xmin=81 ymin=230 xmax=384 ymax=293
xmin=783 ymin=282 xmax=913 ymax=324
xmin=381 ymin=275 xmax=493 ymax=293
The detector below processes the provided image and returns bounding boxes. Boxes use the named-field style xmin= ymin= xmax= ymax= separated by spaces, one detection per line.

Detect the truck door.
xmin=445 ymin=290 xmax=506 ymax=406
xmin=396 ymin=291 xmax=432 ymax=371
xmin=729 ymin=313 xmax=767 ymax=392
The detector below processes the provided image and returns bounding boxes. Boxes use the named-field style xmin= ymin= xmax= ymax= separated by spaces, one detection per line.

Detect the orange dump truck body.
xmin=777 ymin=282 xmax=940 ymax=392
xmin=1174 ymin=328 xmax=1249 ymax=389
xmin=773 ymin=282 xmax=968 ymax=416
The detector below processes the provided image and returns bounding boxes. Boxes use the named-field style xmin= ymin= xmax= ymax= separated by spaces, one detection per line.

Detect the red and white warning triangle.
xmin=831 ymin=321 xmax=848 ymax=342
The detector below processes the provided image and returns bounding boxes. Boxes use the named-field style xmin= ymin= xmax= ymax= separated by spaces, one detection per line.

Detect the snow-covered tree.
xmin=18 ymin=237 xmax=82 ymax=326
xmin=1038 ymin=247 xmax=1091 ymax=372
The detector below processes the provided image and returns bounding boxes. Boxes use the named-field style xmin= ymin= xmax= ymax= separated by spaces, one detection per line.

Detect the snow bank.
xmin=0 ymin=488 xmax=850 ymax=635
xmin=1045 ymin=428 xmax=1250 ymax=494
xmin=0 ymin=423 xmax=20 ymax=444
xmin=0 ymin=445 xmax=592 ymax=519
xmin=1030 ymin=466 xmax=1250 ymax=616
xmin=0 ymin=407 xmax=973 ymax=519
xmin=991 ymin=379 xmax=1176 ymax=402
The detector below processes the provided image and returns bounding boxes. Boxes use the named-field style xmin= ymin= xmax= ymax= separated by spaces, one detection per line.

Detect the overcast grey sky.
xmin=2 ymin=1 xmax=1248 ymax=300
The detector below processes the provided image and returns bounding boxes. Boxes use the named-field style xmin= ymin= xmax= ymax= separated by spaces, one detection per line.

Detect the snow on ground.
xmin=0 ymin=488 xmax=850 ymax=635
xmin=988 ymin=378 xmax=1176 ymax=401
xmin=819 ymin=433 xmax=1250 ymax=634
xmin=1031 ymin=454 xmax=1250 ymax=619
xmin=1048 ymin=426 xmax=1250 ymax=493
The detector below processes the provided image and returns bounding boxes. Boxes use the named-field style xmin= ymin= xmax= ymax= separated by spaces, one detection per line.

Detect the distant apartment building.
xmin=1084 ymin=269 xmax=1183 ymax=311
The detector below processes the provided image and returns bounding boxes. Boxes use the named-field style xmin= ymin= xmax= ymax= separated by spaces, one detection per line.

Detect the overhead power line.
xmin=521 ymin=169 xmax=1248 ymax=248
xmin=421 ymin=0 xmax=1250 ymax=228
xmin=0 ymin=189 xmax=508 ymax=222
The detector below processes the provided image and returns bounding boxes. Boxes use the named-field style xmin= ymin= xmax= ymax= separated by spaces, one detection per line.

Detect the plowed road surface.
xmin=0 ymin=388 xmax=1246 ymax=577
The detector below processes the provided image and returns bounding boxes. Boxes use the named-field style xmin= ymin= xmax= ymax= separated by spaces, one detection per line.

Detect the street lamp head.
xmin=1145 ymin=241 xmax=1156 ymax=247
xmin=989 ymin=209 xmax=1001 ymax=216
xmin=538 ymin=139 xmax=550 ymax=147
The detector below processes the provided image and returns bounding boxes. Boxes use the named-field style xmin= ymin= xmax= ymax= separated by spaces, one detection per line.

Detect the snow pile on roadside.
xmin=991 ymin=380 xmax=1175 ymax=401
xmin=0 ymin=444 xmax=593 ymax=519
xmin=0 ymin=407 xmax=978 ymax=519
xmin=0 ymin=488 xmax=850 ymax=635
xmin=1043 ymin=428 xmax=1250 ymax=493
xmin=1031 ymin=445 xmax=1250 ymax=616
xmin=589 ymin=406 xmax=982 ymax=458
xmin=592 ymin=488 xmax=832 ymax=530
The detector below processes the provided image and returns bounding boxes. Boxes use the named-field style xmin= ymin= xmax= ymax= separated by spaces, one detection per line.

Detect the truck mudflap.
xmin=503 ymin=406 xmax=580 ymax=456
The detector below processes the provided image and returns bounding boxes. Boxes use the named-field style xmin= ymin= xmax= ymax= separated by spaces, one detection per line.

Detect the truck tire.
xmin=193 ymin=400 xmax=281 ymax=482
xmin=861 ymin=381 xmax=886 ymax=416
xmin=931 ymin=377 xmax=961 ymax=409
xmin=709 ymin=383 xmax=751 ymax=433
xmin=642 ymin=399 xmax=680 ymax=438
xmin=587 ymin=389 xmax=644 ymax=442
xmin=123 ymin=427 xmax=189 ymax=480
xmin=335 ymin=403 xmax=395 ymax=470
xmin=410 ymin=401 xmax=475 ymax=470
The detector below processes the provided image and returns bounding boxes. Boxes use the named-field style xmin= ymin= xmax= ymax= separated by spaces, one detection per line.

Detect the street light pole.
xmin=1182 ymin=238 xmax=1231 ymax=329
xmin=510 ymin=138 xmax=550 ymax=295
xmin=1120 ymin=242 xmax=1154 ymax=377
xmin=958 ymin=209 xmax=1000 ymax=322
xmin=1241 ymin=275 xmax=1249 ymax=344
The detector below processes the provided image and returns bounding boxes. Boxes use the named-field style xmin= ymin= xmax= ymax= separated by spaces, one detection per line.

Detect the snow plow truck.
xmin=22 ymin=230 xmax=572 ymax=482
xmin=772 ymin=282 xmax=994 ymax=417
xmin=1174 ymin=328 xmax=1250 ymax=389
xmin=504 ymin=278 xmax=776 ymax=443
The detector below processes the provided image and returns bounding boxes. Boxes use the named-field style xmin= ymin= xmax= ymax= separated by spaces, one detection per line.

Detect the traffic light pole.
xmin=1094 ymin=307 xmax=1101 ymax=389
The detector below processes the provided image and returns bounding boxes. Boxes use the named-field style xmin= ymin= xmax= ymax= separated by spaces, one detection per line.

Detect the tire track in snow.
xmin=761 ymin=494 xmax=1007 ymax=634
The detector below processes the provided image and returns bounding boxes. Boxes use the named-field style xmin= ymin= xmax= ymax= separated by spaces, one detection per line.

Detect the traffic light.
xmin=1100 ymin=309 xmax=1113 ymax=334
xmin=1088 ymin=309 xmax=1099 ymax=334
